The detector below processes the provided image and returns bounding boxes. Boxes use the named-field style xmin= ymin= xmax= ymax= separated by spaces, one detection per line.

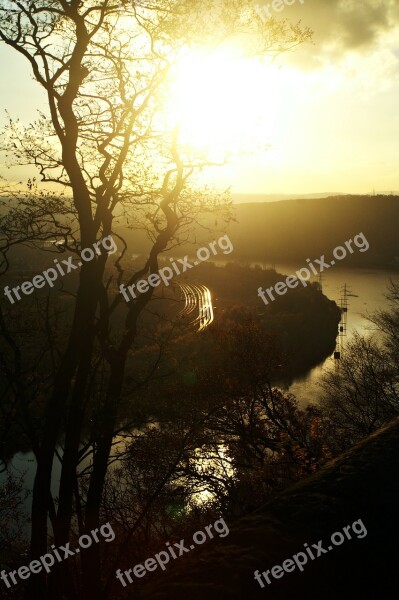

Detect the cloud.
xmin=260 ymin=0 xmax=399 ymax=68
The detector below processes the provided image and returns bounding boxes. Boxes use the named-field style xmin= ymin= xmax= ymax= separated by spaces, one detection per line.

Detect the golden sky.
xmin=1 ymin=0 xmax=399 ymax=197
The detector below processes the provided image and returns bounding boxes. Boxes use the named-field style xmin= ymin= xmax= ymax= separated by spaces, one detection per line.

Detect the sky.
xmin=1 ymin=0 xmax=399 ymax=197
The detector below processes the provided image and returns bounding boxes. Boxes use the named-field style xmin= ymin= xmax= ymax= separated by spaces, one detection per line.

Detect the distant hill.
xmin=227 ymin=195 xmax=399 ymax=267
xmin=232 ymin=192 xmax=344 ymax=203
xmin=115 ymin=194 xmax=399 ymax=268
xmin=232 ymin=192 xmax=399 ymax=203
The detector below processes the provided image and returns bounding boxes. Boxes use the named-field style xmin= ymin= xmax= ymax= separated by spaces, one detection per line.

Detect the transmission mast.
xmin=334 ymin=283 xmax=349 ymax=361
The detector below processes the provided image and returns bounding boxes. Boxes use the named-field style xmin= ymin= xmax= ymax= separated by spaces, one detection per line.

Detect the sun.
xmin=164 ymin=47 xmax=283 ymax=158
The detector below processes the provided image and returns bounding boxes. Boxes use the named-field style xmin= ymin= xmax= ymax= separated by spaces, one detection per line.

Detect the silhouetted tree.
xmin=0 ymin=2 xmax=311 ymax=598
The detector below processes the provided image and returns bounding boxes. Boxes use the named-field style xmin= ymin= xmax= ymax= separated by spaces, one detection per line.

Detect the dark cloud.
xmin=259 ymin=0 xmax=399 ymax=67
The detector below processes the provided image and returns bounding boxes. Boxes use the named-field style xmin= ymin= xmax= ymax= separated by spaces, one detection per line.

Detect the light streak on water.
xmin=178 ymin=283 xmax=214 ymax=331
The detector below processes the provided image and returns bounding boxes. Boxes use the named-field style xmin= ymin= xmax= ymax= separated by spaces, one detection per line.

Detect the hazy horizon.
xmin=232 ymin=191 xmax=399 ymax=203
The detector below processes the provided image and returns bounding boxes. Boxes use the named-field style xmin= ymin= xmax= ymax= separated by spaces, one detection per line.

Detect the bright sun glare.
xmin=165 ymin=48 xmax=283 ymax=158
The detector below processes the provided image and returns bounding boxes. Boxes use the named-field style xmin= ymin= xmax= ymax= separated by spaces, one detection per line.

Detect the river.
xmin=2 ymin=265 xmax=397 ymax=506
xmin=277 ymin=264 xmax=399 ymax=404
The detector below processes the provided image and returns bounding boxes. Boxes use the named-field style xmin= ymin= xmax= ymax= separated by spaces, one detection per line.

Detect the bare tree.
xmin=320 ymin=331 xmax=399 ymax=451
xmin=0 ymin=2 xmax=311 ymax=598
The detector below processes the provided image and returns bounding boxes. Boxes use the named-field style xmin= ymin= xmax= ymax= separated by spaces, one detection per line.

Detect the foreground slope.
xmin=139 ymin=417 xmax=399 ymax=599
